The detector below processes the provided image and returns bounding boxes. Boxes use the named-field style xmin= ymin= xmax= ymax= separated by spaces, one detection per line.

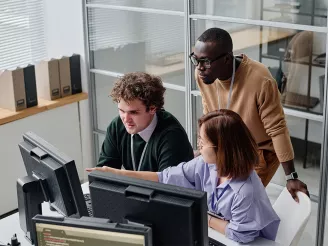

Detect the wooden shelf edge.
xmin=0 ymin=92 xmax=88 ymax=126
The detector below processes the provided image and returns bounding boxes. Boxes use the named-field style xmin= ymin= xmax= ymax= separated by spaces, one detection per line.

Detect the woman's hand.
xmin=85 ymin=166 xmax=119 ymax=174
xmin=208 ymin=215 xmax=229 ymax=234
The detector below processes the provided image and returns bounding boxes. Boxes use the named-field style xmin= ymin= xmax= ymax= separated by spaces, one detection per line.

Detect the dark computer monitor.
xmin=88 ymin=170 xmax=209 ymax=246
xmin=32 ymin=215 xmax=152 ymax=246
xmin=17 ymin=131 xmax=88 ymax=244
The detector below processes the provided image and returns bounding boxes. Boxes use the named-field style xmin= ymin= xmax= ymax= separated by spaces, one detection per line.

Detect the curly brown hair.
xmin=110 ymin=72 xmax=166 ymax=110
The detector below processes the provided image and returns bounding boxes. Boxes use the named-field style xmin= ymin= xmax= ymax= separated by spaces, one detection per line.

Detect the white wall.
xmin=0 ymin=104 xmax=83 ymax=215
xmin=43 ymin=0 xmax=95 ymax=180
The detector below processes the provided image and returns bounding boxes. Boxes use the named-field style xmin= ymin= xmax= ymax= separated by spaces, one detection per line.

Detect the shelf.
xmin=263 ymin=6 xmax=327 ymax=19
xmin=283 ymin=106 xmax=323 ymax=122
xmin=0 ymin=92 xmax=88 ymax=126
xmin=261 ymin=53 xmax=325 ymax=68
xmin=263 ymin=7 xmax=324 ymax=17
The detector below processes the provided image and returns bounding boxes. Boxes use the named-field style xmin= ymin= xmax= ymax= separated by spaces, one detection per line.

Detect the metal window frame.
xmin=83 ymin=1 xmax=328 ymax=245
xmin=315 ymin=18 xmax=328 ymax=246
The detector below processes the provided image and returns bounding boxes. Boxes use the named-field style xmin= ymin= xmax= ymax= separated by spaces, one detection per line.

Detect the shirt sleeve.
xmin=97 ymin=121 xmax=122 ymax=168
xmin=157 ymin=157 xmax=204 ymax=190
xmin=225 ymin=193 xmax=260 ymax=243
xmin=258 ymin=78 xmax=294 ymax=162
xmin=156 ymin=128 xmax=194 ymax=171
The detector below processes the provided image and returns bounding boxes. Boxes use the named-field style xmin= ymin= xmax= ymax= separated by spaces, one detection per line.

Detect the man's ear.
xmin=149 ymin=106 xmax=156 ymax=114
xmin=224 ymin=54 xmax=231 ymax=64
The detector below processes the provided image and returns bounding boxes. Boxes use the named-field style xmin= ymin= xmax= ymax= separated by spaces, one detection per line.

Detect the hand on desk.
xmin=208 ymin=214 xmax=229 ymax=235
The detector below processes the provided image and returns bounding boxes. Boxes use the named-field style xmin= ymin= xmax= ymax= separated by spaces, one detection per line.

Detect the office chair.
xmin=273 ymin=188 xmax=311 ymax=246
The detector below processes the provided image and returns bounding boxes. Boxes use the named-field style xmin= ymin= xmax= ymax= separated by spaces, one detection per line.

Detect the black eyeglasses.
xmin=189 ymin=52 xmax=228 ymax=69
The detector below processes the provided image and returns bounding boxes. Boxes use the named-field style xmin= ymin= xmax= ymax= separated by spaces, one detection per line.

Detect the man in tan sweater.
xmin=191 ymin=27 xmax=309 ymax=201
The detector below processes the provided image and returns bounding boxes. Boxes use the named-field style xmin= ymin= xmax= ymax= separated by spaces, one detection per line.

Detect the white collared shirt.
xmin=137 ymin=114 xmax=158 ymax=142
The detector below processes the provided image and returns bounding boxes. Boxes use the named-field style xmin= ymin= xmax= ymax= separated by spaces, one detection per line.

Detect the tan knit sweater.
xmin=196 ymin=54 xmax=294 ymax=163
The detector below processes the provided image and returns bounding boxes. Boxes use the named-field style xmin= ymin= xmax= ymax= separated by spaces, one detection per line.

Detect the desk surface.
xmin=0 ymin=92 xmax=88 ymax=126
xmin=0 ymin=183 xmax=281 ymax=246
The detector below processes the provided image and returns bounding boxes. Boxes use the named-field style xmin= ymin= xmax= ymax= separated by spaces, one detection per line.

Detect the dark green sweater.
xmin=97 ymin=110 xmax=194 ymax=171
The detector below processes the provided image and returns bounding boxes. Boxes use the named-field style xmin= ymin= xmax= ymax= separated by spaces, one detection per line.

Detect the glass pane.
xmin=192 ymin=0 xmax=327 ymax=26
xmin=95 ymin=133 xmax=106 ymax=162
xmin=94 ymin=74 xmax=118 ymax=132
xmin=87 ymin=0 xmax=184 ymax=12
xmin=88 ymin=8 xmax=185 ymax=86
xmin=191 ymin=95 xmax=204 ymax=148
xmin=164 ymin=89 xmax=186 ymax=129
xmin=271 ymin=115 xmax=322 ymax=197
xmin=94 ymin=73 xmax=186 ymax=131
xmin=191 ymin=20 xmax=326 ymax=115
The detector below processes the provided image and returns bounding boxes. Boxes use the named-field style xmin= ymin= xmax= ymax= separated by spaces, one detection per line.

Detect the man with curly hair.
xmin=97 ymin=72 xmax=194 ymax=171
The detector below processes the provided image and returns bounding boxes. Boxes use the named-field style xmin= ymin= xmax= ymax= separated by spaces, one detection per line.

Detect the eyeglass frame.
xmin=197 ymin=134 xmax=217 ymax=150
xmin=189 ymin=52 xmax=230 ymax=69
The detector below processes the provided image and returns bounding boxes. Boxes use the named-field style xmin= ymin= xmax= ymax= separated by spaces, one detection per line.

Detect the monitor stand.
xmin=17 ymin=175 xmax=48 ymax=245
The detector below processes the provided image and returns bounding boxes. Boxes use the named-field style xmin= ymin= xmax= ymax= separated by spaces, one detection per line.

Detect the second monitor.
xmin=17 ymin=131 xmax=90 ymax=244
xmin=88 ymin=170 xmax=209 ymax=246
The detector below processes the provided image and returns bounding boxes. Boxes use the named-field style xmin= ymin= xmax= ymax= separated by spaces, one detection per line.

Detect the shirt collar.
xmin=208 ymin=162 xmax=251 ymax=192
xmin=224 ymin=171 xmax=253 ymax=193
xmin=138 ymin=114 xmax=158 ymax=142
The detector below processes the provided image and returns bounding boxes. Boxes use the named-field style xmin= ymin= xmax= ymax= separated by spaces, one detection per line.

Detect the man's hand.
xmin=286 ymin=179 xmax=310 ymax=203
xmin=282 ymin=160 xmax=310 ymax=202
xmin=86 ymin=166 xmax=119 ymax=174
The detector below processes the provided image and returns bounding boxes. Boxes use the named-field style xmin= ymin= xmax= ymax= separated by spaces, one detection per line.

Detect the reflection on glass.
xmin=94 ymin=74 xmax=118 ymax=132
xmin=164 ymin=89 xmax=186 ymax=129
xmin=88 ymin=8 xmax=185 ymax=86
xmin=96 ymin=133 xmax=106 ymax=161
xmin=87 ymin=0 xmax=184 ymax=12
xmin=191 ymin=20 xmax=326 ymax=115
xmin=192 ymin=0 xmax=327 ymax=26
xmin=191 ymin=95 xmax=205 ymax=148
xmin=282 ymin=115 xmax=321 ymax=197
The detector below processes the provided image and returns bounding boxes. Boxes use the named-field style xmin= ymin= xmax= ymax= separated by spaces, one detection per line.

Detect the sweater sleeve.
xmin=258 ymin=78 xmax=294 ymax=162
xmin=156 ymin=128 xmax=194 ymax=172
xmin=97 ymin=121 xmax=122 ymax=168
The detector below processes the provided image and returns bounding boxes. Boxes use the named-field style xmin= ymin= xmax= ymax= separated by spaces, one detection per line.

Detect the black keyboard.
xmin=209 ymin=237 xmax=226 ymax=246
xmin=84 ymin=193 xmax=93 ymax=217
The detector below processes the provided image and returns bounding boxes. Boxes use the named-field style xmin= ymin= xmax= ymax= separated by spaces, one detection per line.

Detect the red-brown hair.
xmin=198 ymin=109 xmax=259 ymax=179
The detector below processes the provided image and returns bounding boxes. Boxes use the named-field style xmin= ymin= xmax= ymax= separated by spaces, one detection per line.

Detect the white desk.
xmin=0 ymin=183 xmax=281 ymax=246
